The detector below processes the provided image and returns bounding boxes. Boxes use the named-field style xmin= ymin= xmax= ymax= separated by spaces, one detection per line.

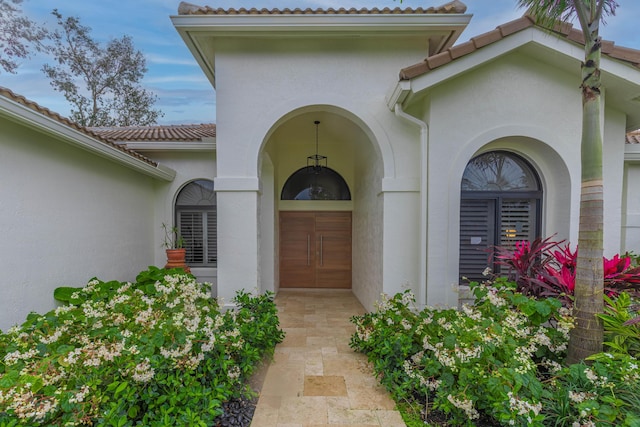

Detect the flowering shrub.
xmin=544 ymin=353 xmax=640 ymax=427
xmin=350 ymin=280 xmax=640 ymax=426
xmin=0 ymin=267 xmax=284 ymax=426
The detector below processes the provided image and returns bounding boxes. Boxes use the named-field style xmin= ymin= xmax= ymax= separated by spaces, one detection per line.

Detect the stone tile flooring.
xmin=251 ymin=289 xmax=406 ymax=427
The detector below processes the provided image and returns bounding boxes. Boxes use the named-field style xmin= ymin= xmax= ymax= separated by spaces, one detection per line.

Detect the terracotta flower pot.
xmin=165 ymin=248 xmax=191 ymax=273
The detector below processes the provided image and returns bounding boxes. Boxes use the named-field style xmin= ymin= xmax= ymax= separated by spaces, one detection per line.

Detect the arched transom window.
xmin=281 ymin=167 xmax=351 ymax=200
xmin=175 ymin=179 xmax=216 ymax=267
xmin=459 ymin=151 xmax=542 ymax=282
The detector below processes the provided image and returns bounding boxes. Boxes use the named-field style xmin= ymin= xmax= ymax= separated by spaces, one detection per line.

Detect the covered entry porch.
xmin=255 ymin=106 xmax=420 ymax=312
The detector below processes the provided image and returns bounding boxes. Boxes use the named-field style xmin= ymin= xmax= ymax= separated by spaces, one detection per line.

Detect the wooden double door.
xmin=279 ymin=211 xmax=352 ymax=288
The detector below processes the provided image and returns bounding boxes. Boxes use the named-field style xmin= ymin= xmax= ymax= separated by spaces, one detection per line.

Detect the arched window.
xmin=175 ymin=179 xmax=216 ymax=267
xmin=459 ymin=151 xmax=542 ymax=282
xmin=281 ymin=167 xmax=351 ymax=200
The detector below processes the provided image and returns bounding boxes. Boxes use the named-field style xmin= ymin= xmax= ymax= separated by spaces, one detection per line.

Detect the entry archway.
xmin=260 ymin=108 xmax=383 ymax=295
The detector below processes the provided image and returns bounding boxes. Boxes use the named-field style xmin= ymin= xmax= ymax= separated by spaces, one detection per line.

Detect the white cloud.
xmin=144 ymin=75 xmax=210 ymax=85
xmin=145 ymin=53 xmax=199 ymax=67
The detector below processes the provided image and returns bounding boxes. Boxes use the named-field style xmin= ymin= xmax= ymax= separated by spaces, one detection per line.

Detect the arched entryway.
xmin=459 ymin=151 xmax=542 ymax=282
xmin=259 ymin=108 xmax=384 ymax=297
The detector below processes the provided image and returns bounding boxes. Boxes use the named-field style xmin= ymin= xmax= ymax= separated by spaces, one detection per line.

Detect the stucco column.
xmin=380 ymin=178 xmax=421 ymax=304
xmin=214 ymin=177 xmax=260 ymax=307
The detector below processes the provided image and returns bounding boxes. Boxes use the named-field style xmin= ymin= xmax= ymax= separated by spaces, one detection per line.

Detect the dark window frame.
xmin=281 ymin=167 xmax=351 ymax=200
xmin=175 ymin=180 xmax=217 ymax=268
xmin=459 ymin=151 xmax=543 ymax=283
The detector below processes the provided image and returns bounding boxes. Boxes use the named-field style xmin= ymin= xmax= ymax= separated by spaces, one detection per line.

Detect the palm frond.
xmin=516 ymin=0 xmax=618 ymax=31
xmin=516 ymin=0 xmax=575 ymax=28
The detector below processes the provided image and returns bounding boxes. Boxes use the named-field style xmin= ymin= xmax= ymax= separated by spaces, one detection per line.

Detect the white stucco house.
xmin=2 ymin=0 xmax=640 ymax=330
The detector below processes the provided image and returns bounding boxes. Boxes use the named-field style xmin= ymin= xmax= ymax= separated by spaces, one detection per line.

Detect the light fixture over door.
xmin=307 ymin=120 xmax=327 ymax=174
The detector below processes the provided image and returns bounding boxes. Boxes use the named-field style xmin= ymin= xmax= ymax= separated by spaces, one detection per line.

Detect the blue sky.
xmin=2 ymin=0 xmax=639 ymax=125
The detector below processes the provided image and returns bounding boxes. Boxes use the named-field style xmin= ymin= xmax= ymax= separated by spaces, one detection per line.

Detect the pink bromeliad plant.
xmin=493 ymin=236 xmax=640 ymax=307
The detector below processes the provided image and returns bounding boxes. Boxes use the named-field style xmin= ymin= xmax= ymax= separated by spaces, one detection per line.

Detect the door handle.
xmin=307 ymin=234 xmax=310 ymax=266
xmin=320 ymin=235 xmax=323 ymax=266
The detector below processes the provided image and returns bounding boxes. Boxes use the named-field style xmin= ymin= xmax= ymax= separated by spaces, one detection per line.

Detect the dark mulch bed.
xmin=213 ymin=397 xmax=257 ymax=427
xmin=212 ymin=361 xmax=268 ymax=427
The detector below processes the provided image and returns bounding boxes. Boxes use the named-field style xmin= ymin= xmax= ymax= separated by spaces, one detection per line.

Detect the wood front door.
xmin=279 ymin=211 xmax=352 ymax=288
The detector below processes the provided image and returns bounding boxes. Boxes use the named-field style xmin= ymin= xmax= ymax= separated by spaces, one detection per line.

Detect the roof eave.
xmin=121 ymin=141 xmax=216 ymax=152
xmin=171 ymin=13 xmax=472 ymax=88
xmin=0 ymin=96 xmax=176 ymax=182
xmin=391 ymin=26 xmax=640 ymax=118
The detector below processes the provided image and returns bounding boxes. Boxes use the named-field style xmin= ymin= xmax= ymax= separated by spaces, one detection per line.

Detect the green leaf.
xmin=114 ymin=381 xmax=128 ymax=398
xmin=0 ymin=370 xmax=19 ymax=388
xmin=53 ymin=286 xmax=84 ymax=304
xmin=127 ymin=405 xmax=139 ymax=419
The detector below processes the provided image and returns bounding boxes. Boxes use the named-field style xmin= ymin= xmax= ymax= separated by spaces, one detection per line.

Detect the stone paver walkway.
xmin=251 ymin=289 xmax=406 ymax=427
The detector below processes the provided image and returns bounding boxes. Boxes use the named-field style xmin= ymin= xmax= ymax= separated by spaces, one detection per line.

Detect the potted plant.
xmin=162 ymin=223 xmax=190 ymax=273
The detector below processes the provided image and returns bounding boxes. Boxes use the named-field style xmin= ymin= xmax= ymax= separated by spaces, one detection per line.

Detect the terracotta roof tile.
xmin=449 ymin=41 xmax=475 ymax=59
xmin=427 ymin=51 xmax=453 ymax=69
xmin=177 ymin=0 xmax=467 ymax=16
xmin=0 ymin=86 xmax=157 ymax=167
xmin=89 ymin=124 xmax=216 ymax=142
xmin=400 ymin=15 xmax=640 ymax=80
xmin=627 ymin=131 xmax=640 ymax=144
xmin=496 ymin=15 xmax=533 ymax=37
xmin=471 ymin=28 xmax=503 ymax=49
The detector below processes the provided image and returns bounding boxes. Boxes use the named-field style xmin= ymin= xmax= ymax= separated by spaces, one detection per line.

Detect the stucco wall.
xmin=420 ymin=51 xmax=629 ymax=306
xmin=352 ymin=136 xmax=384 ymax=312
xmin=0 ymin=119 xmax=156 ymax=330
xmin=622 ymin=159 xmax=640 ymax=253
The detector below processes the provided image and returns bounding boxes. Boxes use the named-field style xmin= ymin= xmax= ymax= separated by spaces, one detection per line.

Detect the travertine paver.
xmin=251 ymin=289 xmax=406 ymax=427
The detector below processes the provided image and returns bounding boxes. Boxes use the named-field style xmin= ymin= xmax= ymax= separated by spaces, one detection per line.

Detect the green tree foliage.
xmin=42 ymin=9 xmax=163 ymax=127
xmin=515 ymin=0 xmax=619 ymax=363
xmin=0 ymin=0 xmax=48 ymax=74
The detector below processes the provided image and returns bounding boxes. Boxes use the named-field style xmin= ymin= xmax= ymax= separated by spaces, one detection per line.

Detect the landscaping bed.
xmin=350 ymin=280 xmax=640 ymax=426
xmin=0 ymin=267 xmax=284 ymax=426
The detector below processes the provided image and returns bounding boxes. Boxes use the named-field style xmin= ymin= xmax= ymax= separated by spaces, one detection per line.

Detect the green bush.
xmin=0 ymin=267 xmax=284 ymax=426
xmin=350 ymin=279 xmax=640 ymax=426
xmin=543 ymin=353 xmax=640 ymax=427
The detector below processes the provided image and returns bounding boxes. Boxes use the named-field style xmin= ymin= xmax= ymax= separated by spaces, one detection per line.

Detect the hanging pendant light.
xmin=307 ymin=120 xmax=327 ymax=174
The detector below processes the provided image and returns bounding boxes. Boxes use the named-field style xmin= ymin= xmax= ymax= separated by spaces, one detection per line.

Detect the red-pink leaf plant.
xmin=492 ymin=236 xmax=640 ymax=308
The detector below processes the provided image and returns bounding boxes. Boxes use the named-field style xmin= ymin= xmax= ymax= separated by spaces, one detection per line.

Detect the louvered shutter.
xmin=206 ymin=209 xmax=217 ymax=265
xmin=499 ymin=199 xmax=536 ymax=249
xmin=179 ymin=211 xmax=204 ymax=264
xmin=459 ymin=199 xmax=495 ymax=283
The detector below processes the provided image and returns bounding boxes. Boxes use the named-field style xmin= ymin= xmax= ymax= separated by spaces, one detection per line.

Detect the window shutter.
xmin=500 ymin=199 xmax=536 ymax=249
xmin=206 ymin=209 xmax=217 ymax=265
xmin=459 ymin=199 xmax=495 ymax=283
xmin=179 ymin=211 xmax=204 ymax=264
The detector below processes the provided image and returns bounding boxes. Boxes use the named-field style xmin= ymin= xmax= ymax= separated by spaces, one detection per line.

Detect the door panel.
xmin=315 ymin=212 xmax=352 ymax=288
xmin=279 ymin=212 xmax=315 ymax=287
xmin=279 ymin=211 xmax=351 ymax=288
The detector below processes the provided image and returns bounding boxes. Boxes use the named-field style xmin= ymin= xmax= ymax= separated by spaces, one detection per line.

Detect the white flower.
xmin=447 ymin=394 xmax=479 ymax=420
xmin=131 ymin=358 xmax=155 ymax=382
xmin=507 ymin=391 xmax=541 ymax=416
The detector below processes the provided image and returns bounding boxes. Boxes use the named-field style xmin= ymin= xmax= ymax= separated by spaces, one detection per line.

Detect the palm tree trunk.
xmin=567 ymin=35 xmax=604 ymax=364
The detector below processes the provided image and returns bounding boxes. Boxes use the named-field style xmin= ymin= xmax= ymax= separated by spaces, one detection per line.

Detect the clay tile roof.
xmin=88 ymin=123 xmax=216 ymax=142
xmin=400 ymin=14 xmax=640 ymax=80
xmin=0 ymin=86 xmax=157 ymax=167
xmin=177 ymin=0 xmax=467 ymax=16
xmin=627 ymin=130 xmax=640 ymax=144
